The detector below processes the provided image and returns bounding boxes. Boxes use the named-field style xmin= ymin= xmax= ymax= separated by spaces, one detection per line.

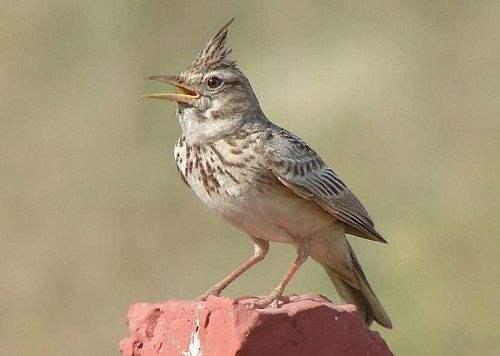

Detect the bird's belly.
xmin=173 ymin=138 xmax=335 ymax=244
xmin=218 ymin=181 xmax=335 ymax=244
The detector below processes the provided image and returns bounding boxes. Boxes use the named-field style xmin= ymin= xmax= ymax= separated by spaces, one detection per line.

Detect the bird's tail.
xmin=312 ymin=236 xmax=392 ymax=328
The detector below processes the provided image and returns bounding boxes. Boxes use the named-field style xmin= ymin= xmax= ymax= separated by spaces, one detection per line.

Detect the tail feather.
xmin=324 ymin=262 xmax=392 ymax=328
xmin=326 ymin=271 xmax=376 ymax=325
xmin=349 ymin=241 xmax=392 ymax=328
xmin=314 ymin=237 xmax=392 ymax=329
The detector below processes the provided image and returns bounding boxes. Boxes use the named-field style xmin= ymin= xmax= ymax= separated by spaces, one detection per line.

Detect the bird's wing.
xmin=263 ymin=127 xmax=387 ymax=243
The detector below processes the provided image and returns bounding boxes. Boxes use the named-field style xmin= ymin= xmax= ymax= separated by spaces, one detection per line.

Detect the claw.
xmin=196 ymin=287 xmax=221 ymax=301
xmin=248 ymin=290 xmax=290 ymax=309
xmin=249 ymin=296 xmax=276 ymax=309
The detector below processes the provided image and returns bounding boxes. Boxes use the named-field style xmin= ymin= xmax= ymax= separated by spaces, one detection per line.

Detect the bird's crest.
xmin=189 ymin=18 xmax=236 ymax=72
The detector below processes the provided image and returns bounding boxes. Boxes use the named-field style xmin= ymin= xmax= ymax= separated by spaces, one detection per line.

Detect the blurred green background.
xmin=1 ymin=1 xmax=499 ymax=355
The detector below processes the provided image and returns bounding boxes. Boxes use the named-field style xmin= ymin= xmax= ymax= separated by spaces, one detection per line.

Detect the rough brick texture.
xmin=119 ymin=294 xmax=393 ymax=356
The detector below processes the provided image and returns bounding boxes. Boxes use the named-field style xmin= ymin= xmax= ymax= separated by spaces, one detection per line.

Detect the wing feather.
xmin=264 ymin=128 xmax=387 ymax=243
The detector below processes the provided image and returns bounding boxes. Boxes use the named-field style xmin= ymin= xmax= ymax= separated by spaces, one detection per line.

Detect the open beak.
xmin=142 ymin=75 xmax=200 ymax=104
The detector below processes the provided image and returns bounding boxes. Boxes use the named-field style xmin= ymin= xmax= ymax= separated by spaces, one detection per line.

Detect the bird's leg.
xmin=250 ymin=239 xmax=309 ymax=309
xmin=197 ymin=237 xmax=269 ymax=301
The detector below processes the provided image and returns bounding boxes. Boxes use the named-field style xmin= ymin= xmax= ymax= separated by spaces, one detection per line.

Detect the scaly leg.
xmin=197 ymin=237 xmax=269 ymax=300
xmin=250 ymin=239 xmax=309 ymax=309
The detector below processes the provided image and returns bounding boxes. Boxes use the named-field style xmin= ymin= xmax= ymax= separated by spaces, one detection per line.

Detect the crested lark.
xmin=144 ymin=19 xmax=392 ymax=328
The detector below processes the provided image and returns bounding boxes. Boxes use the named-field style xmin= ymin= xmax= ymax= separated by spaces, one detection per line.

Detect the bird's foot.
xmin=248 ymin=288 xmax=287 ymax=309
xmin=195 ymin=286 xmax=222 ymax=301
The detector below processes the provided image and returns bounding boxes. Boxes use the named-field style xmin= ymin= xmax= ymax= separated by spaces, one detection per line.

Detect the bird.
xmin=143 ymin=18 xmax=392 ymax=329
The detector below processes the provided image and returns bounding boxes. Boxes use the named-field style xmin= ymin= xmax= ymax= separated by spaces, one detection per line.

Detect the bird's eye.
xmin=207 ymin=76 xmax=223 ymax=89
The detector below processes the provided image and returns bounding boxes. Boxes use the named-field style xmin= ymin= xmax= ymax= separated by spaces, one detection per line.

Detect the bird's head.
xmin=144 ymin=19 xmax=264 ymax=143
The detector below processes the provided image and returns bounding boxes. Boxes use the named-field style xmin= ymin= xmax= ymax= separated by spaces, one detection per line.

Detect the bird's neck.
xmin=178 ymin=110 xmax=265 ymax=145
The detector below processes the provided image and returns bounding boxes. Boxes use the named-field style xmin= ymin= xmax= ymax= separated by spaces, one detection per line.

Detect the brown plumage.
xmin=144 ymin=19 xmax=392 ymax=328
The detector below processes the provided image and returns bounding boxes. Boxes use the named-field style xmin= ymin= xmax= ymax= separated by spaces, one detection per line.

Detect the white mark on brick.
xmin=183 ymin=304 xmax=204 ymax=356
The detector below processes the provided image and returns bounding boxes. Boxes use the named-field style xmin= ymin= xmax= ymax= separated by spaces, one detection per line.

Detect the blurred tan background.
xmin=1 ymin=1 xmax=499 ymax=355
